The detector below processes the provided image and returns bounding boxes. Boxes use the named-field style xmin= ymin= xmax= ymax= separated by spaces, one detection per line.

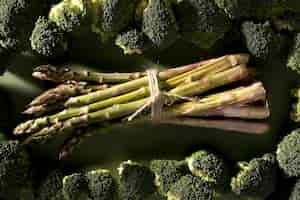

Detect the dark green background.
xmin=0 ymin=32 xmax=298 ymax=199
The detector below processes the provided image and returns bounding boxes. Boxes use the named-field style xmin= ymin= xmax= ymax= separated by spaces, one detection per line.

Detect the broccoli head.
xmin=273 ymin=14 xmax=300 ymax=32
xmin=287 ymin=33 xmax=300 ymax=74
xmin=118 ymin=160 xmax=155 ymax=200
xmin=142 ymin=0 xmax=179 ymax=49
xmin=85 ymin=169 xmax=115 ymax=200
xmin=289 ymin=178 xmax=300 ymax=200
xmin=167 ymin=174 xmax=215 ymax=200
xmin=115 ymin=29 xmax=148 ymax=55
xmin=186 ymin=150 xmax=230 ymax=188
xmin=150 ymin=160 xmax=187 ymax=196
xmin=276 ymin=129 xmax=300 ymax=177
xmin=175 ymin=0 xmax=231 ymax=49
xmin=0 ymin=0 xmax=42 ymax=50
xmin=231 ymin=153 xmax=277 ymax=199
xmin=30 ymin=16 xmax=68 ymax=58
xmin=241 ymin=21 xmax=284 ymax=63
xmin=36 ymin=169 xmax=64 ymax=200
xmin=0 ymin=140 xmax=32 ymax=199
xmin=49 ymin=0 xmax=89 ymax=33
xmin=62 ymin=172 xmax=90 ymax=200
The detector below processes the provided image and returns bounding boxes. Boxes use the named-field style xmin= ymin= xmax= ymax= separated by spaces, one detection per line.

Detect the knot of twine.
xmin=127 ymin=69 xmax=194 ymax=122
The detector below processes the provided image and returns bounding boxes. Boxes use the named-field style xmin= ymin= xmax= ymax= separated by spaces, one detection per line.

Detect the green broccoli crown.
xmin=85 ymin=169 xmax=115 ymax=200
xmin=118 ymin=160 xmax=155 ymax=200
xmin=273 ymin=14 xmax=300 ymax=32
xmin=37 ymin=169 xmax=64 ymax=200
xmin=287 ymin=33 xmax=300 ymax=74
xmin=186 ymin=150 xmax=229 ymax=186
xmin=49 ymin=0 xmax=88 ymax=33
xmin=175 ymin=0 xmax=231 ymax=49
xmin=167 ymin=174 xmax=214 ymax=200
xmin=99 ymin=0 xmax=136 ymax=41
xmin=142 ymin=0 xmax=179 ymax=49
xmin=30 ymin=16 xmax=67 ymax=58
xmin=0 ymin=141 xmax=31 ymax=198
xmin=63 ymin=172 xmax=89 ymax=200
xmin=115 ymin=29 xmax=147 ymax=55
xmin=0 ymin=0 xmax=42 ymax=50
xmin=241 ymin=21 xmax=282 ymax=63
xmin=150 ymin=160 xmax=186 ymax=196
xmin=231 ymin=153 xmax=277 ymax=199
xmin=289 ymin=179 xmax=300 ymax=200
xmin=276 ymin=129 xmax=300 ymax=177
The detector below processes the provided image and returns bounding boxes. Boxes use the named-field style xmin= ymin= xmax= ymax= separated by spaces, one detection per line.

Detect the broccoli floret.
xmin=276 ymin=129 xmax=300 ymax=177
xmin=289 ymin=179 xmax=300 ymax=200
xmin=287 ymin=33 xmax=300 ymax=74
xmin=167 ymin=174 xmax=215 ymax=200
xmin=214 ymin=0 xmax=300 ymax=19
xmin=0 ymin=0 xmax=42 ymax=50
xmin=115 ymin=29 xmax=148 ymax=55
xmin=241 ymin=21 xmax=283 ymax=63
xmin=273 ymin=14 xmax=300 ymax=32
xmin=150 ymin=160 xmax=187 ymax=196
xmin=30 ymin=16 xmax=68 ymax=58
xmin=118 ymin=160 xmax=155 ymax=200
xmin=175 ymin=0 xmax=231 ymax=49
xmin=85 ymin=169 xmax=115 ymax=200
xmin=49 ymin=0 xmax=89 ymax=33
xmin=231 ymin=153 xmax=277 ymax=199
xmin=142 ymin=0 xmax=179 ymax=49
xmin=36 ymin=169 xmax=64 ymax=200
xmin=62 ymin=172 xmax=90 ymax=200
xmin=186 ymin=150 xmax=230 ymax=188
xmin=0 ymin=140 xmax=32 ymax=199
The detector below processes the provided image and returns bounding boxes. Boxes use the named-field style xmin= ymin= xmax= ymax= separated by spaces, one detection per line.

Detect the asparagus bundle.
xmin=14 ymin=54 xmax=270 ymax=159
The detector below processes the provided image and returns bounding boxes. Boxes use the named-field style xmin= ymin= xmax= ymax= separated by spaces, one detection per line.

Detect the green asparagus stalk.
xmin=64 ymin=54 xmax=248 ymax=107
xmin=22 ymin=82 xmax=265 ymax=144
xmin=14 ymin=65 xmax=249 ymax=136
xmin=33 ymin=65 xmax=145 ymax=83
xmin=23 ymin=82 xmax=109 ymax=116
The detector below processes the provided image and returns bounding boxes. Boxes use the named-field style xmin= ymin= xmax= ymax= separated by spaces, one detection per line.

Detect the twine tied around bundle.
xmin=127 ymin=69 xmax=194 ymax=122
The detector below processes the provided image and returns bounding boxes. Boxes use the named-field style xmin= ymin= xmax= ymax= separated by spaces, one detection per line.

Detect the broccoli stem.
xmin=23 ymin=81 xmax=263 ymax=145
xmin=14 ymin=63 xmax=249 ymax=136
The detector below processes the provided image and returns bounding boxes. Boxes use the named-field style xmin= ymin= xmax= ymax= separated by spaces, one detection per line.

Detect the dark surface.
xmin=0 ymin=31 xmax=299 ymax=199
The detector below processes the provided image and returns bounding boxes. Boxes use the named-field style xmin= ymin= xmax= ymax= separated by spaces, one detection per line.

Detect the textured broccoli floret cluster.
xmin=287 ymin=34 xmax=300 ymax=74
xmin=150 ymin=160 xmax=187 ymax=196
xmin=186 ymin=150 xmax=230 ymax=188
xmin=276 ymin=129 xmax=300 ymax=177
xmin=49 ymin=0 xmax=88 ymax=33
xmin=167 ymin=174 xmax=215 ymax=200
xmin=289 ymin=179 xmax=300 ymax=200
xmin=142 ymin=0 xmax=179 ymax=50
xmin=0 ymin=140 xmax=32 ymax=199
xmin=175 ymin=0 xmax=231 ymax=49
xmin=241 ymin=21 xmax=284 ymax=63
xmin=118 ymin=160 xmax=155 ymax=200
xmin=86 ymin=169 xmax=115 ymax=200
xmin=36 ymin=169 xmax=64 ymax=200
xmin=0 ymin=0 xmax=42 ymax=50
xmin=30 ymin=16 xmax=68 ymax=58
xmin=115 ymin=29 xmax=147 ymax=55
xmin=63 ymin=173 xmax=90 ymax=200
xmin=231 ymin=153 xmax=278 ymax=199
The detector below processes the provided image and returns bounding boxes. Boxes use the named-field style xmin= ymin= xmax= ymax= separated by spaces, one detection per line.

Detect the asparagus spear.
xmin=14 ymin=65 xmax=249 ymax=136
xmin=33 ymin=65 xmax=145 ymax=83
xmin=22 ymin=82 xmax=265 ymax=144
xmin=64 ymin=54 xmax=248 ymax=107
xmin=23 ymin=83 xmax=109 ymax=116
